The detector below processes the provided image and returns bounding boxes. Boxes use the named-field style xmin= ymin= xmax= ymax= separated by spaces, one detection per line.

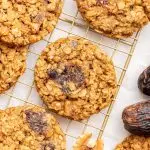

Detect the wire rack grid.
xmin=0 ymin=0 xmax=141 ymax=149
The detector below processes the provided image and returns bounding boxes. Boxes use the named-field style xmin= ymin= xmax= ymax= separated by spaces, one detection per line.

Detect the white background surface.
xmin=0 ymin=0 xmax=150 ymax=149
xmin=103 ymin=24 xmax=150 ymax=149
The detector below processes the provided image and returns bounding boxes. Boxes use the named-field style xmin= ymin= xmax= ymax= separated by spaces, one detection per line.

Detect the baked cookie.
xmin=0 ymin=0 xmax=63 ymax=46
xmin=73 ymin=133 xmax=104 ymax=150
xmin=0 ymin=43 xmax=27 ymax=94
xmin=35 ymin=36 xmax=117 ymax=120
xmin=0 ymin=106 xmax=66 ymax=150
xmin=143 ymin=0 xmax=150 ymax=20
xmin=76 ymin=0 xmax=150 ymax=39
xmin=115 ymin=135 xmax=150 ymax=150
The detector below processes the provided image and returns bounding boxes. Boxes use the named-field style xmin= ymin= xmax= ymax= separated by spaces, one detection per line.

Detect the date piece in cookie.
xmin=0 ymin=106 xmax=66 ymax=150
xmin=76 ymin=0 xmax=150 ymax=39
xmin=73 ymin=133 xmax=104 ymax=150
xmin=0 ymin=43 xmax=27 ymax=94
xmin=35 ymin=36 xmax=117 ymax=120
xmin=115 ymin=135 xmax=150 ymax=150
xmin=0 ymin=0 xmax=63 ymax=46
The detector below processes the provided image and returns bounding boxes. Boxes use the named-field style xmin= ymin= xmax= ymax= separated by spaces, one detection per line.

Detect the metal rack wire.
xmin=0 ymin=0 xmax=141 ymax=148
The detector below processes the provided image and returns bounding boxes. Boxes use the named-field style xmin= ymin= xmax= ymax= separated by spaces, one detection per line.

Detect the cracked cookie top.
xmin=0 ymin=43 xmax=27 ymax=94
xmin=34 ymin=36 xmax=117 ymax=120
xmin=0 ymin=106 xmax=66 ymax=150
xmin=0 ymin=0 xmax=63 ymax=46
xmin=76 ymin=0 xmax=150 ymax=38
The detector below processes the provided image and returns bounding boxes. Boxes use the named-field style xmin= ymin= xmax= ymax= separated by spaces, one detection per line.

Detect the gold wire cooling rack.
xmin=0 ymin=0 xmax=141 ymax=148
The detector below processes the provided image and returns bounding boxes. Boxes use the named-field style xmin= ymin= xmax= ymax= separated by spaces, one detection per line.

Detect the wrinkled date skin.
xmin=138 ymin=66 xmax=150 ymax=96
xmin=122 ymin=100 xmax=150 ymax=136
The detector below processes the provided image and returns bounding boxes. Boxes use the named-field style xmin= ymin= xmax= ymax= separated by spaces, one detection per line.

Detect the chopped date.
xmin=122 ymin=100 xmax=150 ymax=136
xmin=33 ymin=12 xmax=45 ymax=23
xmin=41 ymin=143 xmax=55 ymax=150
xmin=48 ymin=70 xmax=58 ymax=79
xmin=25 ymin=110 xmax=48 ymax=134
xmin=47 ymin=65 xmax=85 ymax=94
xmin=97 ymin=0 xmax=108 ymax=5
xmin=70 ymin=40 xmax=78 ymax=48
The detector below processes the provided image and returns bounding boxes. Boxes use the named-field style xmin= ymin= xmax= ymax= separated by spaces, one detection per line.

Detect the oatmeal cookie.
xmin=0 ymin=0 xmax=63 ymax=46
xmin=0 ymin=43 xmax=27 ymax=94
xmin=0 ymin=106 xmax=66 ymax=150
xmin=76 ymin=0 xmax=150 ymax=39
xmin=73 ymin=133 xmax=104 ymax=150
xmin=115 ymin=135 xmax=150 ymax=150
xmin=34 ymin=36 xmax=117 ymax=120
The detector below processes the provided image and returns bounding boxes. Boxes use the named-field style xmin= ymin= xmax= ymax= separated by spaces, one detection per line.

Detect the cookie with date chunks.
xmin=0 ymin=106 xmax=66 ymax=150
xmin=0 ymin=0 xmax=63 ymax=46
xmin=115 ymin=135 xmax=150 ymax=150
xmin=34 ymin=36 xmax=117 ymax=120
xmin=0 ymin=42 xmax=27 ymax=94
xmin=76 ymin=0 xmax=150 ymax=38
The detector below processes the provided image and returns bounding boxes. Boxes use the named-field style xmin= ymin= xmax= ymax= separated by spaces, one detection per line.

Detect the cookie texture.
xmin=0 ymin=0 xmax=63 ymax=46
xmin=115 ymin=135 xmax=150 ymax=150
xmin=0 ymin=106 xmax=66 ymax=150
xmin=76 ymin=0 xmax=150 ymax=38
xmin=0 ymin=43 xmax=27 ymax=94
xmin=35 ymin=36 xmax=117 ymax=120
xmin=73 ymin=133 xmax=104 ymax=150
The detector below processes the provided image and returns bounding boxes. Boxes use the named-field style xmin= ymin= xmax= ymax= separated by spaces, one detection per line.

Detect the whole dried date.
xmin=138 ymin=66 xmax=150 ymax=96
xmin=122 ymin=100 xmax=150 ymax=136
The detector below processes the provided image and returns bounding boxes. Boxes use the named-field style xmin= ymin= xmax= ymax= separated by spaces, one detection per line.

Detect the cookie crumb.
xmin=73 ymin=133 xmax=104 ymax=150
